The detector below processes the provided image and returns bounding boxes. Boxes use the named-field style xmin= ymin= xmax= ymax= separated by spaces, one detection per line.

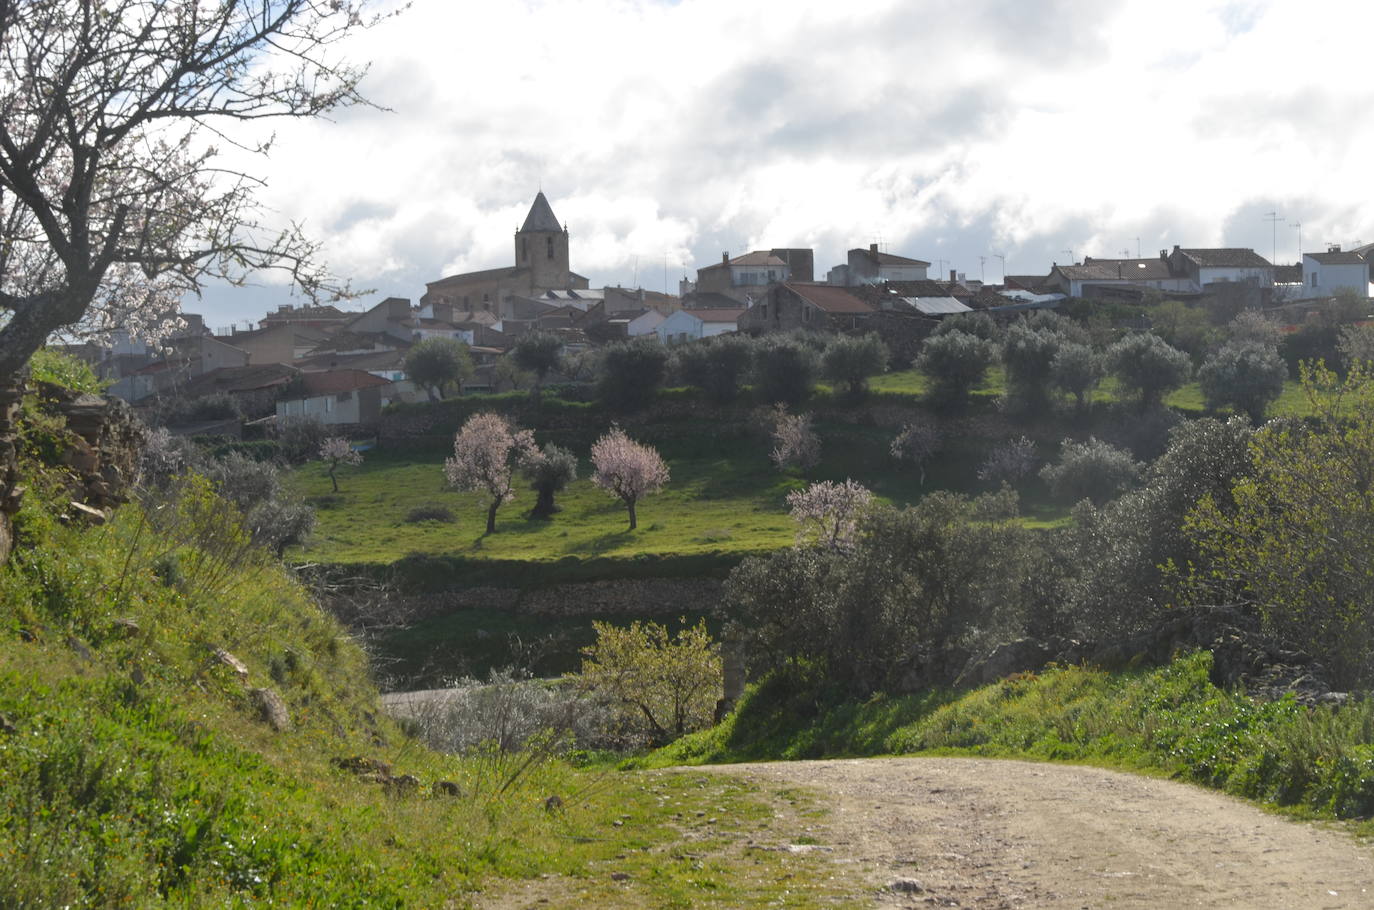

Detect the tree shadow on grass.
xmin=563 ymin=529 xmax=635 ymax=556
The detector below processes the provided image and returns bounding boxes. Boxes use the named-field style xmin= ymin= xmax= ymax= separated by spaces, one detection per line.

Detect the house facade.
xmin=275 ymin=370 xmax=391 ymax=426
xmin=739 ymin=283 xmax=874 ymax=333
xmin=1303 ymin=249 xmax=1372 ymax=299
xmin=831 ymin=244 xmax=931 ymax=286
xmin=693 ymin=251 xmax=794 ymax=303
xmin=655 ymin=308 xmax=743 ymax=344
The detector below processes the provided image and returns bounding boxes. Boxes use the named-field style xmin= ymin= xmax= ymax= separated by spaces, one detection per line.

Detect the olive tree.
xmin=822 ymin=333 xmax=888 ymax=399
xmin=404 ymin=337 xmax=473 ymax=401
xmin=1106 ymin=332 xmax=1192 ymax=411
xmin=1198 ymin=341 xmax=1287 ymax=423
xmin=520 ymin=443 xmax=577 ymax=519
xmin=513 ymin=330 xmax=563 ymax=406
xmin=915 ymin=329 xmax=997 ymax=407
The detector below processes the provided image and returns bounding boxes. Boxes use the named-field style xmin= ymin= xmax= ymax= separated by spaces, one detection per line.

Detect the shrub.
xmin=1040 ymin=437 xmax=1141 ymax=505
xmin=512 ymin=331 xmax=563 ymax=405
xmin=274 ymin=416 xmax=329 ymax=465
xmin=930 ymin=311 xmax=998 ymax=342
xmin=405 ymin=505 xmax=455 ymax=523
xmin=671 ymin=334 xmax=754 ymax=404
xmin=28 ymin=348 xmax=105 ymax=393
xmin=1000 ymin=320 xmax=1064 ymax=413
xmin=157 ymin=391 xmax=241 ymax=426
xmin=751 ymin=335 xmax=820 ymax=406
xmin=1050 ymin=342 xmax=1105 ymax=412
xmin=570 ymin=619 xmax=721 ymax=747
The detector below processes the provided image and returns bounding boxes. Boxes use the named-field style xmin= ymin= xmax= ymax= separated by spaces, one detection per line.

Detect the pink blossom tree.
xmin=769 ymin=404 xmax=820 ymax=471
xmin=318 ymin=437 xmax=362 ymax=493
xmin=444 ymin=413 xmax=536 ymax=534
xmin=785 ymin=479 xmax=874 ymax=551
xmin=591 ymin=426 xmax=669 ymax=530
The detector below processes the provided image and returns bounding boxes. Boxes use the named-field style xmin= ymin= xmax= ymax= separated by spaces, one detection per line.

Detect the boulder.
xmin=250 ymin=687 xmax=291 ymax=731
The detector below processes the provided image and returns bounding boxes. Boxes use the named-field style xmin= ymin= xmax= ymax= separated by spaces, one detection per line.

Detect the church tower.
xmin=515 ymin=191 xmax=572 ymax=290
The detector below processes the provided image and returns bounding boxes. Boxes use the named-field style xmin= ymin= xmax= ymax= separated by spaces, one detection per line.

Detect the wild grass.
xmin=643 ymin=654 xmax=1374 ymax=829
xmin=0 ymin=473 xmax=851 ymax=906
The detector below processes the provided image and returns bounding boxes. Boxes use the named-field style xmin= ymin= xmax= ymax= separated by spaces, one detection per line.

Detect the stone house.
xmin=739 ymin=283 xmax=875 ymax=334
xmin=829 ymin=244 xmax=931 ymax=286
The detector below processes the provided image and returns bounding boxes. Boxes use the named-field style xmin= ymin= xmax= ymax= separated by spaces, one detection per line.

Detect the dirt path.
xmin=700 ymin=757 xmax=1374 ymax=908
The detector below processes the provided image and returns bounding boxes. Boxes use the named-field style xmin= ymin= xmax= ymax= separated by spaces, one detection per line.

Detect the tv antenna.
xmin=1263 ymin=212 xmax=1284 ymax=264
xmin=1062 ymin=249 xmax=1075 ymax=265
xmin=1292 ymin=221 xmax=1302 ymax=262
xmin=993 ymin=253 xmax=1006 ymax=283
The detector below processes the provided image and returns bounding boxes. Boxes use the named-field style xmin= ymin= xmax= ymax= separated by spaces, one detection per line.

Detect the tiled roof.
xmin=701 ymin=251 xmax=788 ymax=271
xmin=181 ymin=364 xmax=299 ymax=396
xmin=294 ymin=349 xmax=406 ymax=372
xmin=309 ymin=331 xmax=412 ymax=355
xmin=293 ymin=370 xmax=390 ymax=397
xmin=877 ymin=279 xmax=973 ymax=300
xmin=1061 ymin=258 xmax=1175 ymax=281
xmin=1179 ymin=248 xmax=1273 ymax=269
xmin=682 ymin=308 xmax=744 ymax=323
xmin=786 ymin=283 xmax=874 ymax=314
xmin=1307 ymin=251 xmax=1366 ymax=265
xmin=427 ymin=265 xmax=525 ymax=287
xmin=857 ymin=248 xmax=931 ymax=267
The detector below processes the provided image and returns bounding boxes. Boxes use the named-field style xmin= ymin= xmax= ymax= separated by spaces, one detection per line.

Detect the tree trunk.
xmin=328 ymin=464 xmax=339 ymax=493
xmin=486 ymin=499 xmax=500 ymax=534
xmin=626 ymin=497 xmax=637 ymax=530
xmin=0 ymin=381 xmax=23 ymax=566
xmin=530 ymin=485 xmax=556 ymax=519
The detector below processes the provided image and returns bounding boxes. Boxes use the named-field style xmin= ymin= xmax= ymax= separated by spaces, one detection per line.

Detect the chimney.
xmin=722 ymin=252 xmax=730 ymax=264
xmin=870 ymin=243 xmax=879 ymax=254
xmin=1329 ymin=244 xmax=1342 ymax=253
xmin=950 ymin=269 xmax=957 ymax=282
xmin=1160 ymin=249 xmax=1167 ymax=260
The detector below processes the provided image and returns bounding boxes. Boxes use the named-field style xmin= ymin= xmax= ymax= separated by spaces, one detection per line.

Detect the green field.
xmin=289 ymin=416 xmax=1052 ymax=565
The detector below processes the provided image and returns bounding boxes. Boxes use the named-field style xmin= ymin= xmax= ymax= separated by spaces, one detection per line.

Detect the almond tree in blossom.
xmin=769 ymin=404 xmax=820 ymax=471
xmin=785 ymin=479 xmax=874 ymax=551
xmin=318 ymin=437 xmax=362 ymax=493
xmin=444 ymin=413 xmax=536 ymax=534
xmin=591 ymin=426 xmax=669 ymax=531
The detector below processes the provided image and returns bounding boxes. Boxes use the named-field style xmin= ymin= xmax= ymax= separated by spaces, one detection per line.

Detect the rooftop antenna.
xmin=1121 ymin=248 xmax=1131 ymax=258
xmin=632 ymin=255 xmax=638 ymax=288
xmin=979 ymin=255 xmax=986 ymax=283
xmin=1292 ymin=221 xmax=1302 ymax=262
xmin=993 ymin=253 xmax=1006 ymax=283
xmin=1263 ymin=212 xmax=1284 ymax=264
xmin=1136 ymin=236 xmax=1141 ymax=258
xmin=1062 ymin=249 xmax=1075 ymax=265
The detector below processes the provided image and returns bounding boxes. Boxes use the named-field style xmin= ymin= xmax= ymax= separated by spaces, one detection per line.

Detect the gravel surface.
xmin=701 ymin=756 xmax=1374 ymax=908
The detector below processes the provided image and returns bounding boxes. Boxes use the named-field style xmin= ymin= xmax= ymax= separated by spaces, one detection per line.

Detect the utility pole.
xmin=1263 ymin=212 xmax=1284 ymax=265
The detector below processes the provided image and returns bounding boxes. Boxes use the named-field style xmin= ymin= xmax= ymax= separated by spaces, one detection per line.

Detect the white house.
xmin=655 ymin=308 xmax=743 ymax=345
xmin=627 ymin=308 xmax=668 ymax=337
xmin=275 ymin=369 xmax=391 ymax=426
xmin=1302 ymin=248 xmax=1371 ymax=299
xmin=1166 ymin=247 xmax=1274 ymax=290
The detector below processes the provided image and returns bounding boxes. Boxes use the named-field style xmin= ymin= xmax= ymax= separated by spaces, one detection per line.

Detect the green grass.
xmin=642 ymin=654 xmax=1374 ymax=831
xmin=0 ymin=468 xmax=858 ymax=907
xmin=289 ymin=417 xmax=1041 ymax=566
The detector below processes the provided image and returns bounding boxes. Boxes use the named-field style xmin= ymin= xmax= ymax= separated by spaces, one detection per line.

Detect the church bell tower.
xmin=515 ymin=191 xmax=571 ymax=290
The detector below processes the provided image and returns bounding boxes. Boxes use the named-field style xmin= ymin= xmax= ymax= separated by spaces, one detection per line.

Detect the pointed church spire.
xmin=520 ymin=191 xmax=562 ymax=233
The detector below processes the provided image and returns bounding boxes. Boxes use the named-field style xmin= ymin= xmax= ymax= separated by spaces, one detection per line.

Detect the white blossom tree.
xmin=590 ymin=425 xmax=668 ymax=530
xmin=0 ymin=0 xmax=392 ymax=383
xmin=785 ymin=479 xmax=873 ymax=551
xmin=444 ymin=413 xmax=535 ymax=534
xmin=318 ymin=436 xmax=361 ymax=493
xmin=768 ymin=404 xmax=819 ymax=470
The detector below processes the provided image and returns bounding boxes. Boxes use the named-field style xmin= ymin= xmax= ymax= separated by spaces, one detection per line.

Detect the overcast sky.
xmin=195 ymin=0 xmax=1374 ymax=328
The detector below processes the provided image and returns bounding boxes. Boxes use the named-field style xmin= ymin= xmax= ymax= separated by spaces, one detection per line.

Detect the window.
xmin=802 ymin=306 xmax=811 ymax=323
xmin=1312 ymin=273 xmax=1319 ymax=287
xmin=546 ymin=236 xmax=554 ymax=259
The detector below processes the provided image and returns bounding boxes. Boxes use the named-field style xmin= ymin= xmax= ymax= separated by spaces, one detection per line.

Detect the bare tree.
xmin=0 ymin=0 xmax=392 ymax=381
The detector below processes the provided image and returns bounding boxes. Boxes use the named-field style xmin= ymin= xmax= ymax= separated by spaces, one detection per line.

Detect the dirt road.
xmin=701 ymin=757 xmax=1374 ymax=908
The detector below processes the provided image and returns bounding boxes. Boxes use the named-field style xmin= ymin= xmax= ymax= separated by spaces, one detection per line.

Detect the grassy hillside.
xmin=0 ymin=469 xmax=851 ymax=907
xmin=645 ymin=653 xmax=1374 ymax=830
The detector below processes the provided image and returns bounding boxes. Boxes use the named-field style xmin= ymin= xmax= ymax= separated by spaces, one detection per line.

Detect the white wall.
xmin=655 ymin=310 xmax=703 ymax=344
xmin=1302 ymin=256 xmax=1369 ymax=299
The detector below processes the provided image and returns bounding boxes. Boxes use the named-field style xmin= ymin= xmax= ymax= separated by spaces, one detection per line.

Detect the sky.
xmin=195 ymin=0 xmax=1374 ymax=329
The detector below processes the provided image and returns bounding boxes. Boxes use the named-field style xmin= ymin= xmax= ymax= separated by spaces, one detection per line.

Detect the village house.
xmin=654 ymin=308 xmax=744 ymax=344
xmin=739 ymin=282 xmax=874 ymax=334
xmin=688 ymin=249 xmax=814 ymax=304
xmin=222 ymin=321 xmax=332 ymax=365
xmin=1302 ymin=247 xmax=1372 ymax=299
xmin=420 ymin=192 xmax=590 ymax=313
xmin=828 ymin=244 xmax=931 ymax=286
xmin=275 ymin=370 xmax=392 ymax=426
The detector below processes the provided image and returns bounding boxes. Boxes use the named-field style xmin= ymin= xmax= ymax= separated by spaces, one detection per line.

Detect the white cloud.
xmin=195 ymin=0 xmax=1374 ymax=321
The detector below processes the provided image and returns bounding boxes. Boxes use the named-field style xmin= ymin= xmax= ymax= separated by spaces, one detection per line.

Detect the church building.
xmin=420 ymin=192 xmax=589 ymax=313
